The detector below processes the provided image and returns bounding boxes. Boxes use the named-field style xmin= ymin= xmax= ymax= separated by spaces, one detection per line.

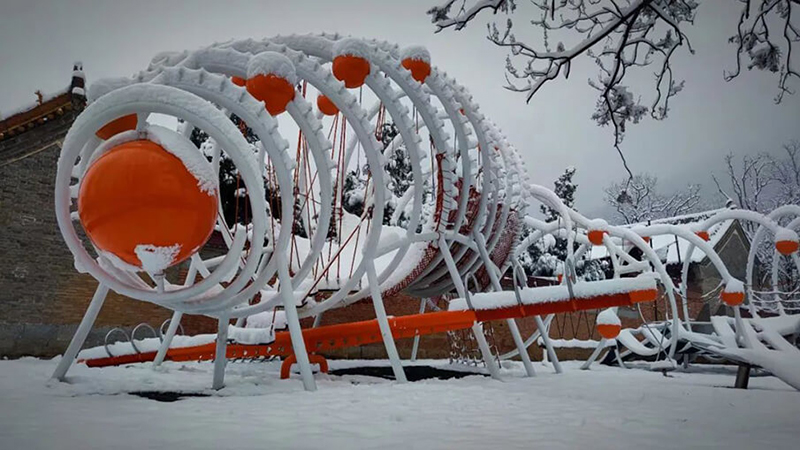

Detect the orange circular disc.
xmin=246 ymin=74 xmax=295 ymax=116
xmin=776 ymin=239 xmax=799 ymax=255
xmin=721 ymin=290 xmax=744 ymax=306
xmin=78 ymin=140 xmax=218 ymax=270
xmin=317 ymin=95 xmax=339 ymax=116
xmin=401 ymin=58 xmax=431 ymax=83
xmin=597 ymin=323 xmax=621 ymax=339
xmin=332 ymin=54 xmax=370 ymax=88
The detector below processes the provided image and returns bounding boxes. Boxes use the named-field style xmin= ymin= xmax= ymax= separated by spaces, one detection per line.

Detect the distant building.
xmin=588 ymin=208 xmax=753 ymax=323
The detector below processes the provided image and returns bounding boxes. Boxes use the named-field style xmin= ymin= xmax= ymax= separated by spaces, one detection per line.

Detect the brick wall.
xmin=0 ymin=107 xmax=216 ymax=358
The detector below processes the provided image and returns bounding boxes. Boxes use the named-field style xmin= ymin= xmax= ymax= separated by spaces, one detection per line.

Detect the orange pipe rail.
xmin=83 ymin=288 xmax=657 ymax=368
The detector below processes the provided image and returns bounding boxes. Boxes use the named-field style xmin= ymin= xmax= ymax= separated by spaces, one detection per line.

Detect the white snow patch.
xmin=450 ymin=276 xmax=656 ymax=311
xmin=400 ymin=45 xmax=430 ymax=63
xmin=776 ymin=228 xmax=798 ymax=243
xmin=587 ymin=218 xmax=609 ymax=231
xmin=247 ymin=51 xmax=297 ymax=84
xmin=4 ymin=358 xmax=798 ymax=449
xmin=135 ymin=244 xmax=181 ymax=273
xmin=596 ymin=308 xmax=621 ymax=326
xmin=227 ymin=325 xmax=275 ymax=345
xmin=87 ymin=77 xmax=136 ymax=103
xmin=332 ymin=37 xmax=370 ymax=59
xmin=724 ymin=279 xmax=744 ymax=294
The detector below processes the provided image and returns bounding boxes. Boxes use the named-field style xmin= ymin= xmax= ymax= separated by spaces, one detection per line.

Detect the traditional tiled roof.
xmin=0 ymin=63 xmax=86 ymax=142
xmin=0 ymin=90 xmax=74 ymax=142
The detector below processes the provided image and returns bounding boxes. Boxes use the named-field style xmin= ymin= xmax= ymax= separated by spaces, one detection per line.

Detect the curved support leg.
xmin=473 ymin=231 xmax=535 ymax=378
xmin=212 ymin=314 xmax=229 ymax=390
xmin=366 ymin=262 xmax=407 ymax=383
xmin=281 ymin=354 xmax=329 ymax=379
xmin=580 ymin=337 xmax=608 ymax=370
xmin=52 ymin=284 xmax=110 ymax=381
xmin=277 ymin=253 xmax=317 ymax=392
xmin=153 ymin=310 xmax=182 ymax=369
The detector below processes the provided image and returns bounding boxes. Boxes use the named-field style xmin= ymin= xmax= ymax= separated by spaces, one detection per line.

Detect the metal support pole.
xmin=52 ymin=283 xmax=110 ymax=381
xmin=212 ymin=314 xmax=229 ymax=390
xmin=153 ymin=310 xmax=183 ymax=368
xmin=277 ymin=254 xmax=317 ymax=392
xmin=475 ymin=234 xmax=535 ymax=377
xmin=535 ymin=315 xmax=563 ymax=374
xmin=734 ymin=363 xmax=751 ymax=389
xmin=367 ymin=262 xmax=407 ymax=383
xmin=439 ymin=235 xmax=501 ymax=380
xmin=580 ymin=338 xmax=608 ymax=370
xmin=410 ymin=297 xmax=427 ymax=362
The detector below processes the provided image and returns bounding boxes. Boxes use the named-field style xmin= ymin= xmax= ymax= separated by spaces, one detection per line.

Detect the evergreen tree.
xmin=518 ymin=166 xmax=607 ymax=280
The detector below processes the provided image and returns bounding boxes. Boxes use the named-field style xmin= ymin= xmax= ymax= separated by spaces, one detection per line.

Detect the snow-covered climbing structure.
xmin=50 ymin=34 xmax=800 ymax=391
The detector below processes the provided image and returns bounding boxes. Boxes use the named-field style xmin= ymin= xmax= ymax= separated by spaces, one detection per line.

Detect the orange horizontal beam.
xmin=82 ymin=289 xmax=657 ymax=368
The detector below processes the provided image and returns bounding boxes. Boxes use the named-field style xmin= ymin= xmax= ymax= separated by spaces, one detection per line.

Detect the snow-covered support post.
xmin=580 ymin=338 xmax=608 ymax=370
xmin=366 ymin=262 xmax=407 ymax=383
xmin=153 ymin=310 xmax=183 ymax=368
xmin=51 ymin=284 xmax=110 ymax=381
xmin=277 ymin=251 xmax=317 ymax=391
xmin=410 ymin=297 xmax=428 ymax=362
xmin=475 ymin=233 xmax=535 ymax=377
xmin=212 ymin=314 xmax=230 ymax=390
xmin=439 ymin=235 xmax=502 ymax=380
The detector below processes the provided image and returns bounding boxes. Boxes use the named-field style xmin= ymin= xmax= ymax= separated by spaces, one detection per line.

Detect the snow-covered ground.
xmin=1 ymin=358 xmax=798 ymax=449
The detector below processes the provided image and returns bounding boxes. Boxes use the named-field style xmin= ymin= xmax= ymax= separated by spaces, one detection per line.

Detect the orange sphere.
xmin=776 ymin=239 xmax=799 ymax=255
xmin=231 ymin=76 xmax=246 ymax=87
xmin=317 ymin=95 xmax=339 ymax=116
xmin=332 ymin=55 xmax=370 ymax=88
xmin=588 ymin=230 xmax=606 ymax=246
xmin=401 ymin=58 xmax=431 ymax=83
xmin=246 ymin=74 xmax=295 ymax=116
xmin=96 ymin=114 xmax=137 ymax=140
xmin=597 ymin=323 xmax=621 ymax=339
xmin=695 ymin=230 xmax=710 ymax=241
xmin=78 ymin=140 xmax=218 ymax=270
xmin=721 ymin=290 xmax=744 ymax=307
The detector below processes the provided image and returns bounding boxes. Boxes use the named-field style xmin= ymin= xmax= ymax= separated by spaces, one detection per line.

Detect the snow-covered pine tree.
xmin=518 ymin=166 xmax=606 ymax=280
xmin=342 ymin=120 xmax=429 ymax=229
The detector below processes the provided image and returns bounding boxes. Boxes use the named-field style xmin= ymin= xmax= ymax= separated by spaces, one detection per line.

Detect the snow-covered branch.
xmin=604 ymin=172 xmax=701 ymax=224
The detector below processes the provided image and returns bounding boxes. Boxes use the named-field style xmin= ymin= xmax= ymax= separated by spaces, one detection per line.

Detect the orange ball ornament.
xmin=78 ymin=140 xmax=218 ymax=271
xmin=776 ymin=239 xmax=799 ymax=255
xmin=695 ymin=230 xmax=710 ymax=241
xmin=332 ymin=55 xmax=371 ymax=88
xmin=597 ymin=323 xmax=621 ymax=340
xmin=96 ymin=114 xmax=137 ymax=140
xmin=588 ymin=230 xmax=606 ymax=246
xmin=401 ymin=58 xmax=431 ymax=83
xmin=246 ymin=74 xmax=295 ymax=116
xmin=317 ymin=95 xmax=339 ymax=116
xmin=721 ymin=290 xmax=744 ymax=306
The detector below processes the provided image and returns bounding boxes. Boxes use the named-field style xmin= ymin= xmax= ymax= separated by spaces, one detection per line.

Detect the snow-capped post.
xmin=70 ymin=61 xmax=86 ymax=109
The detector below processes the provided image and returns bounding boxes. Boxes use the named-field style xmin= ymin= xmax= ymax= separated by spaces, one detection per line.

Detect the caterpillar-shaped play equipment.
xmin=51 ymin=34 xmax=800 ymax=391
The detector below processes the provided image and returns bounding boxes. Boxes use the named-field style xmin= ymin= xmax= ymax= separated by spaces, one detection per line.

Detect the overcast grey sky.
xmin=1 ymin=0 xmax=798 ymax=218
